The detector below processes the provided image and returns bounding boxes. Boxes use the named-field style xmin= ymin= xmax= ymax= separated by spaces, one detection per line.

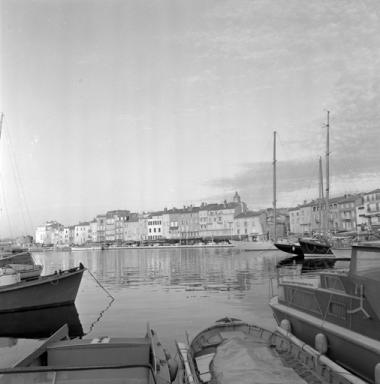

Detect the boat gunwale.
xmin=0 ymin=363 xmax=156 ymax=374
xmin=270 ymin=295 xmax=380 ymax=355
xmin=0 ymin=265 xmax=85 ymax=293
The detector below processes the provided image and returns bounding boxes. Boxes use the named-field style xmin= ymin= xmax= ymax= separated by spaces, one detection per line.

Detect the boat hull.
xmin=231 ymin=240 xmax=278 ymax=251
xmin=270 ymin=296 xmax=380 ymax=383
xmin=0 ymin=252 xmax=35 ymax=267
xmin=331 ymin=247 xmax=352 ymax=259
xmin=274 ymin=242 xmax=303 ymax=255
xmin=0 ymin=266 xmax=85 ymax=313
xmin=299 ymin=239 xmax=334 ymax=257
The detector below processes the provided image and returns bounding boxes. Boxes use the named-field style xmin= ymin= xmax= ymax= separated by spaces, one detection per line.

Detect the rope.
xmin=85 ymin=294 xmax=114 ymax=336
xmin=86 ymin=269 xmax=115 ymax=301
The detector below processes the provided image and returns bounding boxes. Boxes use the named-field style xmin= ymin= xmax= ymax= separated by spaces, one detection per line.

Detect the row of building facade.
xmin=35 ymin=193 xmax=288 ymax=246
xmin=289 ymin=188 xmax=380 ymax=235
xmin=34 ymin=188 xmax=380 ymax=246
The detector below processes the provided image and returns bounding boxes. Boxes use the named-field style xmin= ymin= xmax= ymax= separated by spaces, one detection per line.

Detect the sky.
xmin=0 ymin=0 xmax=379 ymax=237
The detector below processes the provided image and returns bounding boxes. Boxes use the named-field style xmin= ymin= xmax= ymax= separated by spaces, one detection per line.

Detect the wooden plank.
xmin=14 ymin=324 xmax=69 ymax=367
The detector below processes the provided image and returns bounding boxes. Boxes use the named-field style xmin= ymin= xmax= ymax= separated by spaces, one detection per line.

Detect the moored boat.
xmin=298 ymin=237 xmax=334 ymax=257
xmin=274 ymin=241 xmax=303 ymax=255
xmin=0 ymin=323 xmax=179 ymax=384
xmin=230 ymin=239 xmax=278 ymax=251
xmin=176 ymin=317 xmax=365 ymax=384
xmin=0 ymin=264 xmax=85 ymax=313
xmin=0 ymin=251 xmax=43 ymax=279
xmin=270 ymin=244 xmax=380 ymax=383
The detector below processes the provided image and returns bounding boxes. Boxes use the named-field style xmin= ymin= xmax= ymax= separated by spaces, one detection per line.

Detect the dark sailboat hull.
xmin=0 ymin=265 xmax=85 ymax=313
xmin=274 ymin=242 xmax=303 ymax=255
xmin=298 ymin=239 xmax=333 ymax=257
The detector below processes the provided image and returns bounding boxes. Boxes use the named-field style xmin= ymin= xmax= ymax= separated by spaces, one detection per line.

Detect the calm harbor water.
xmin=0 ymin=248 xmax=287 ymax=366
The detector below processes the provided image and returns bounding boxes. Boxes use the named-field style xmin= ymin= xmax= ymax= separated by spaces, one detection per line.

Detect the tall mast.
xmin=318 ymin=156 xmax=324 ymax=235
xmin=325 ymin=111 xmax=330 ymax=236
xmin=0 ymin=113 xmax=3 ymax=140
xmin=273 ymin=131 xmax=277 ymax=242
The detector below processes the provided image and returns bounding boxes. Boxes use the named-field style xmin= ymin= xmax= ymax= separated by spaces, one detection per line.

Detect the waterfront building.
xmin=161 ymin=208 xmax=181 ymax=240
xmin=265 ymin=208 xmax=289 ymax=240
xmin=35 ymin=226 xmax=46 ymax=245
xmin=105 ymin=210 xmax=130 ymax=242
xmin=288 ymin=207 xmax=300 ymax=235
xmin=59 ymin=227 xmax=70 ymax=245
xmin=138 ymin=214 xmax=150 ymax=241
xmin=178 ymin=206 xmax=200 ymax=241
xmin=69 ymin=225 xmax=75 ymax=245
xmin=147 ymin=212 xmax=163 ymax=240
xmin=14 ymin=235 xmax=33 ymax=247
xmin=288 ymin=203 xmax=313 ymax=235
xmin=358 ymin=189 xmax=380 ymax=232
xmin=199 ymin=193 xmax=246 ymax=239
xmin=123 ymin=216 xmax=140 ymax=242
xmin=96 ymin=215 xmax=106 ymax=242
xmin=35 ymin=221 xmax=64 ymax=245
xmin=89 ymin=220 xmax=98 ymax=242
xmin=74 ymin=222 xmax=91 ymax=245
xmin=233 ymin=211 xmax=266 ymax=239
xmin=309 ymin=197 xmax=340 ymax=234
xmin=336 ymin=194 xmax=362 ymax=232
xmin=291 ymin=194 xmax=363 ymax=235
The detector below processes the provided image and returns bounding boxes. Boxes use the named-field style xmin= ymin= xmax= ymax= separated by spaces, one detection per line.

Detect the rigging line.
xmin=2 ymin=125 xmax=34 ymax=234
xmin=0 ymin=171 xmax=14 ymax=239
xmin=276 ymin=132 xmax=319 ymax=207
xmin=1 ymin=128 xmax=28 ymax=234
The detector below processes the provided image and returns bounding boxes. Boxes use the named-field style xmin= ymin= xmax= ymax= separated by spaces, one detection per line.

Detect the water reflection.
xmin=1 ymin=249 xmax=285 ymax=360
xmin=0 ymin=305 xmax=83 ymax=340
xmin=34 ymin=248 xmax=281 ymax=295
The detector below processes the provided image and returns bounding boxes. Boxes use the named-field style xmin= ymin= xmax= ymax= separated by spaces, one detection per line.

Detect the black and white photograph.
xmin=0 ymin=1 xmax=379 ymax=382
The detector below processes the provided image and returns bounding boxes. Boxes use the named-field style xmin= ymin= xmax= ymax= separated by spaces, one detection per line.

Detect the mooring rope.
xmin=86 ymin=269 xmax=115 ymax=301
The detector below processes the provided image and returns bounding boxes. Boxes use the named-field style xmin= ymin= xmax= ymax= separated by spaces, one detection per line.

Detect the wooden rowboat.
xmin=176 ymin=317 xmax=366 ymax=384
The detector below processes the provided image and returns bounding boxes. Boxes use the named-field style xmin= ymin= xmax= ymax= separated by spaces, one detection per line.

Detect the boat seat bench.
xmin=47 ymin=340 xmax=151 ymax=367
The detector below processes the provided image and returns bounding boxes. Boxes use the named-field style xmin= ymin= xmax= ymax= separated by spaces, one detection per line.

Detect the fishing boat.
xmin=176 ymin=317 xmax=365 ymax=384
xmin=0 ymin=304 xmax=83 ymax=339
xmin=270 ymin=243 xmax=380 ymax=383
xmin=0 ymin=251 xmax=43 ymax=279
xmin=0 ymin=263 xmax=85 ymax=313
xmin=0 ymin=323 xmax=179 ymax=384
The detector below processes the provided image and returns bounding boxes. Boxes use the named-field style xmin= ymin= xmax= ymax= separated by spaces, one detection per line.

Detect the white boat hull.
xmin=331 ymin=247 xmax=352 ymax=259
xmin=231 ymin=240 xmax=278 ymax=251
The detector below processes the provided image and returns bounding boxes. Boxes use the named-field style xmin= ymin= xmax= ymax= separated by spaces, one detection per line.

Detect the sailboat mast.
xmin=318 ymin=156 xmax=324 ymax=235
xmin=0 ymin=113 xmax=3 ymax=140
xmin=273 ymin=131 xmax=277 ymax=242
xmin=325 ymin=111 xmax=330 ymax=235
